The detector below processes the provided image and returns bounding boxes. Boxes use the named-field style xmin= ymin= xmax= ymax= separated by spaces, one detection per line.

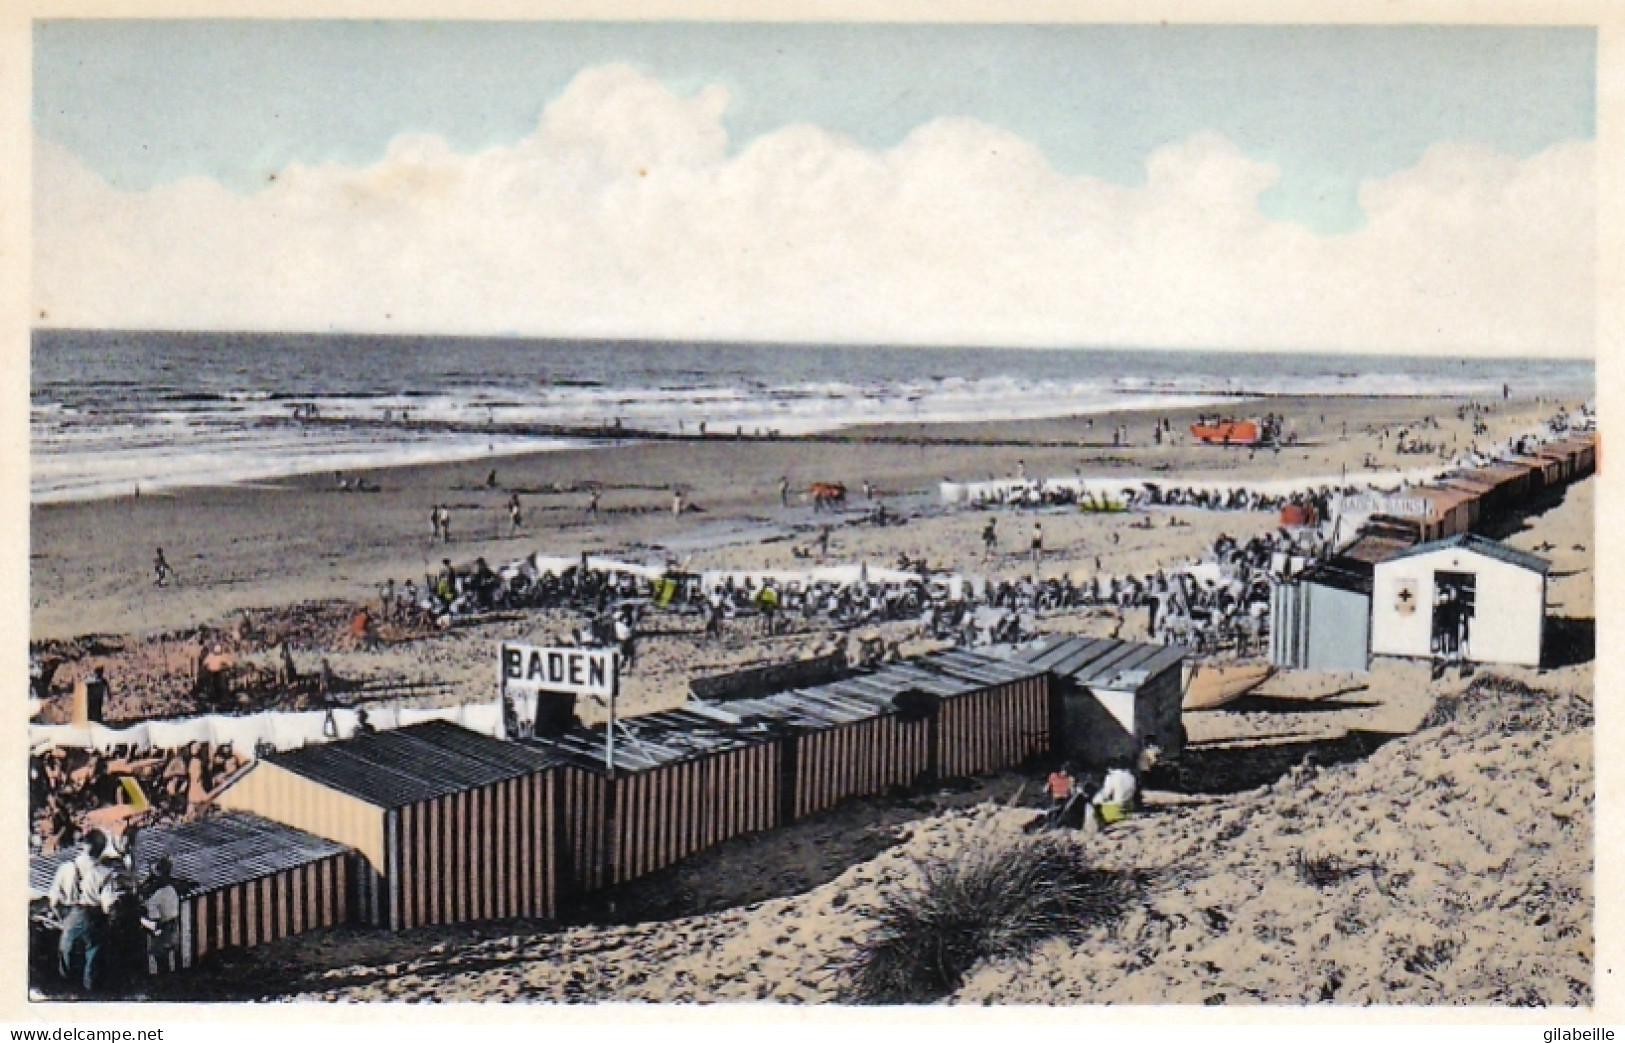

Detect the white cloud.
xmin=33 ymin=62 xmax=1594 ymax=356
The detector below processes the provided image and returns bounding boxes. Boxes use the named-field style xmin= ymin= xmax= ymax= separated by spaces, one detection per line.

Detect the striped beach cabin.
xmin=29 ymin=811 xmax=353 ymax=969
xmin=217 ymin=720 xmax=561 ymax=930
xmin=701 ymin=648 xmax=1051 ymax=821
xmin=526 ymin=709 xmax=789 ymax=895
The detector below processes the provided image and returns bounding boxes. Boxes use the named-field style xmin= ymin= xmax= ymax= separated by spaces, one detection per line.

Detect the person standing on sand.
xmin=1031 ymin=522 xmax=1044 ymax=567
xmin=586 ymin=487 xmax=600 ymax=519
xmin=152 ymin=548 xmax=173 ymax=588
xmin=982 ymin=519 xmax=998 ymax=561
xmin=818 ymin=524 xmax=831 ymax=561
xmin=437 ymin=504 xmax=452 ymax=544
xmin=275 ymin=641 xmax=298 ymax=687
xmin=778 ymin=476 xmax=790 ymax=508
xmin=430 ymin=505 xmax=441 ymax=542
xmin=672 ymin=489 xmax=685 ymax=519
xmin=614 ymin=611 xmax=637 ymax=670
xmin=50 ymin=830 xmax=120 ymax=992
xmin=139 ymin=857 xmax=181 ymax=975
xmin=508 ymin=494 xmax=523 ymax=537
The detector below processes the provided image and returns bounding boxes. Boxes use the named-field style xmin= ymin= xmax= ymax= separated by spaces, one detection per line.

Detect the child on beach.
xmin=152 ymin=549 xmax=173 ymax=588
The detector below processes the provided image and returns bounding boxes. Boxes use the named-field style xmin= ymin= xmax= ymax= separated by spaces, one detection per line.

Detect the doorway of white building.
xmin=1431 ymin=570 xmax=1476 ymax=660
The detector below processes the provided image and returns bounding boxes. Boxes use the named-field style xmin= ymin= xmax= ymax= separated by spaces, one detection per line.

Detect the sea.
xmin=31 ymin=330 xmax=1595 ymax=505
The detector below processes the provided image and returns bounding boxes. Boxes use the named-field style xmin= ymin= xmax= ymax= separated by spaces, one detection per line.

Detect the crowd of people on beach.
xmin=29 ymin=742 xmax=244 ymax=857
xmin=366 ymin=505 xmax=1313 ymax=668
xmin=960 ymin=475 xmax=1340 ymax=517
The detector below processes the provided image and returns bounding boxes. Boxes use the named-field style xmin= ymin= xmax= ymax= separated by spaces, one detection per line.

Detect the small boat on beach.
xmin=1182 ymin=661 xmax=1274 ymax=710
xmin=1190 ymin=417 xmax=1264 ymax=446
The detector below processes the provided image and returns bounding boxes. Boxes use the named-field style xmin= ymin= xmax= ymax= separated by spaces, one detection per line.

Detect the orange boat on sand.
xmin=1190 ymin=418 xmax=1263 ymax=445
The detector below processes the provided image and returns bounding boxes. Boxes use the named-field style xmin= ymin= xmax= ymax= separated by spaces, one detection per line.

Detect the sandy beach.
xmin=29 ymin=389 xmax=1594 ymax=1003
xmin=27 ymin=19 xmax=1601 ymax=1011
xmin=31 ymin=393 xmax=1566 ymax=642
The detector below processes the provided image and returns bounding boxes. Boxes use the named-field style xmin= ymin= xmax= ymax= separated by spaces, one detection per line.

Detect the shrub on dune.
xmin=844 ymin=834 xmax=1136 ymax=1004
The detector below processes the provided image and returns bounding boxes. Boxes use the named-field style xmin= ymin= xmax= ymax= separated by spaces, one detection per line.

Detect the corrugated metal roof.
xmin=1435 ymin=475 xmax=1496 ymax=494
xmin=525 ymin=708 xmax=783 ymax=773
xmin=1511 ymin=454 xmax=1561 ymax=475
xmin=269 ymin=722 xmax=556 ymax=808
xmin=1543 ymin=435 xmax=1594 ymax=455
xmin=1382 ymin=532 xmax=1551 ymax=574
xmin=1297 ymin=556 xmax=1375 ymax=595
xmin=404 ymin=719 xmax=565 ymax=773
xmin=1479 ymin=461 xmax=1535 ymax=479
xmin=1340 ymin=531 xmax=1417 ymax=565
xmin=1411 ymin=485 xmax=1477 ymax=514
xmin=1009 ymin=635 xmax=1185 ymax=688
xmin=29 ymin=811 xmax=349 ymax=900
xmin=535 ymin=649 xmax=1046 ymax=773
xmin=1456 ymin=465 xmax=1526 ymax=491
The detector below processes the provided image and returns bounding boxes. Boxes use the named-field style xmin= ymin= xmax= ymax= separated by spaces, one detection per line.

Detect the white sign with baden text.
xmin=501 ymin=643 xmax=617 ymax=698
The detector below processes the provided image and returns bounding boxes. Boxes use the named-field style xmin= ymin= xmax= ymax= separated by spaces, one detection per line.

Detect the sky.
xmin=31 ymin=21 xmax=1597 ymax=356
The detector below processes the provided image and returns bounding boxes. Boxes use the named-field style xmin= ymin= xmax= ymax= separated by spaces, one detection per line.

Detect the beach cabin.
xmin=525 ymin=709 xmax=788 ymax=895
xmin=1369 ymin=533 xmax=1549 ymax=668
xmin=704 ymin=648 xmax=1051 ymax=820
xmin=1351 ymin=482 xmax=1472 ymax=548
xmin=1542 ymin=434 xmax=1597 ymax=480
xmin=533 ymin=647 xmax=1050 ymax=895
xmin=1511 ymin=454 xmax=1565 ymax=494
xmin=1008 ymin=635 xmax=1186 ymax=768
xmin=1409 ymin=486 xmax=1477 ymax=542
xmin=217 ymin=720 xmax=561 ymax=929
xmin=1535 ymin=447 xmax=1576 ymax=484
xmin=1269 ymin=557 xmax=1373 ymax=673
xmin=1444 ymin=464 xmax=1525 ymax=527
xmin=1430 ymin=477 xmax=1492 ymax=531
xmin=29 ymin=811 xmax=354 ymax=969
xmin=1480 ymin=461 xmax=1536 ymax=514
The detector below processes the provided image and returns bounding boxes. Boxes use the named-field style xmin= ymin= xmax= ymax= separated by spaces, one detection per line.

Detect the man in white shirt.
xmin=48 ymin=831 xmax=121 ymax=991
xmin=1094 ymin=766 xmax=1138 ymax=806
xmin=1090 ymin=766 xmax=1140 ymax=831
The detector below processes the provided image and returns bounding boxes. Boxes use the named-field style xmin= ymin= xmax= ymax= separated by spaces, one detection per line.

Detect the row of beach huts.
xmin=32 ymin=429 xmax=1595 ymax=979
xmin=1273 ymin=429 xmax=1597 ymax=672
xmin=31 ymin=637 xmax=1185 ymax=972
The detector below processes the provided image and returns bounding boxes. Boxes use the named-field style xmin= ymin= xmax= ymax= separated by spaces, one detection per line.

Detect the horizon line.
xmin=29 ymin=327 xmax=1597 ymax=363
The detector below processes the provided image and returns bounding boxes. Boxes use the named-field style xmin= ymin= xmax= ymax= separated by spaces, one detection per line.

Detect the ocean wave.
xmin=29 ymin=336 xmax=1593 ymax=504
